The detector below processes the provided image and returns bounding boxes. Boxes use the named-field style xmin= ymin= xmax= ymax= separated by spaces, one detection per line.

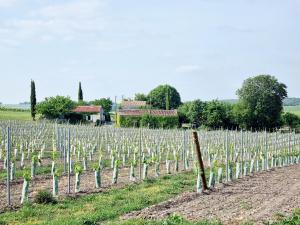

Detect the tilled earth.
xmin=124 ymin=164 xmax=300 ymax=225
xmin=0 ymin=161 xmax=190 ymax=212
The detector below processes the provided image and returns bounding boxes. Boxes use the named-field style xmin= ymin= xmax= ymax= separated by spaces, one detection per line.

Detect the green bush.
xmin=119 ymin=116 xmax=141 ymax=127
xmin=140 ymin=114 xmax=159 ymax=128
xmin=65 ymin=112 xmax=84 ymax=124
xmin=281 ymin=112 xmax=300 ymax=129
xmin=34 ymin=190 xmax=57 ymax=204
xmin=158 ymin=116 xmax=179 ymax=129
xmin=37 ymin=96 xmax=75 ymax=119
xmin=118 ymin=115 xmax=178 ymax=129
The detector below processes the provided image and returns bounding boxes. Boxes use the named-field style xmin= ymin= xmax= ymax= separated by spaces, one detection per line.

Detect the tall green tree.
xmin=148 ymin=85 xmax=181 ymax=109
xmin=235 ymin=75 xmax=287 ymax=129
xmin=37 ymin=96 xmax=75 ymax=119
xmin=134 ymin=93 xmax=148 ymax=101
xmin=90 ymin=98 xmax=113 ymax=121
xmin=165 ymin=88 xmax=170 ymax=110
xmin=90 ymin=98 xmax=113 ymax=113
xmin=78 ymin=82 xmax=83 ymax=102
xmin=30 ymin=80 xmax=37 ymax=121
xmin=203 ymin=100 xmax=235 ymax=129
xmin=178 ymin=100 xmax=206 ymax=127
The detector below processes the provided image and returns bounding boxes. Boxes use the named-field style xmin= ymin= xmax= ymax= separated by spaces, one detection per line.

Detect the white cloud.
xmin=35 ymin=0 xmax=103 ymax=19
xmin=0 ymin=0 xmax=19 ymax=8
xmin=0 ymin=0 xmax=107 ymax=44
xmin=175 ymin=65 xmax=202 ymax=73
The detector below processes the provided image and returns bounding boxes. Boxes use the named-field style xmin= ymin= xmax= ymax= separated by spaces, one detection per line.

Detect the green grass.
xmin=111 ymin=214 xmax=221 ymax=225
xmin=0 ymin=164 xmax=56 ymax=181
xmin=0 ymin=171 xmax=197 ymax=225
xmin=0 ymin=167 xmax=299 ymax=225
xmin=0 ymin=110 xmax=32 ymax=121
xmin=268 ymin=209 xmax=300 ymax=225
xmin=284 ymin=106 xmax=300 ymax=117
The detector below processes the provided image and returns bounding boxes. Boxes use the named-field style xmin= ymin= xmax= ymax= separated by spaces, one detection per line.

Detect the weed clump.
xmin=34 ymin=190 xmax=57 ymax=204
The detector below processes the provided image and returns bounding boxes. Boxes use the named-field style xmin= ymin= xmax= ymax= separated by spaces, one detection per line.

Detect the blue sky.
xmin=0 ymin=0 xmax=299 ymax=104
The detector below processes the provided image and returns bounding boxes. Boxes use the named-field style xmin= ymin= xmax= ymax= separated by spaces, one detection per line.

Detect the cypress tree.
xmin=30 ymin=80 xmax=36 ymax=121
xmin=166 ymin=88 xmax=170 ymax=110
xmin=78 ymin=82 xmax=83 ymax=102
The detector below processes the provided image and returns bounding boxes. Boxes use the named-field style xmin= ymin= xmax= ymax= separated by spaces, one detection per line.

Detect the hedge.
xmin=117 ymin=114 xmax=179 ymax=129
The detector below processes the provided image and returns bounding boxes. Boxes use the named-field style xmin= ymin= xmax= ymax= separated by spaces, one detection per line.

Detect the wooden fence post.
xmin=6 ymin=126 xmax=11 ymax=206
xmin=225 ymin=130 xmax=229 ymax=182
xmin=192 ymin=131 xmax=208 ymax=191
xmin=68 ymin=127 xmax=71 ymax=194
xmin=139 ymin=128 xmax=142 ymax=180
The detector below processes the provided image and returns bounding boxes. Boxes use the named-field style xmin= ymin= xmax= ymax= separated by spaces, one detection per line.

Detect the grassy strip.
xmin=0 ymin=107 xmax=30 ymax=112
xmin=284 ymin=106 xmax=300 ymax=117
xmin=0 ymin=164 xmax=55 ymax=181
xmin=0 ymin=171 xmax=197 ymax=225
xmin=0 ymin=110 xmax=32 ymax=121
xmin=268 ymin=209 xmax=300 ymax=225
xmin=111 ymin=214 xmax=221 ymax=225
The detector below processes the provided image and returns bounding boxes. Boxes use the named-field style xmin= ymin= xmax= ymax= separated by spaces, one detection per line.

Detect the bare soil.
xmin=123 ymin=164 xmax=300 ymax=225
xmin=0 ymin=161 xmax=189 ymax=212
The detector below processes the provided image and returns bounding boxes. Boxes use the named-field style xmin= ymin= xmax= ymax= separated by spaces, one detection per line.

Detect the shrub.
xmin=118 ymin=115 xmax=178 ymax=129
xmin=65 ymin=112 xmax=84 ymax=124
xmin=36 ymin=96 xmax=75 ymax=119
xmin=140 ymin=114 xmax=159 ymax=128
xmin=34 ymin=190 xmax=57 ymax=204
xmin=281 ymin=112 xmax=300 ymax=129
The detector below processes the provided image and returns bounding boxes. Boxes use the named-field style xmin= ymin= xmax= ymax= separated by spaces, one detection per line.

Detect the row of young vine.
xmin=0 ymin=120 xmax=299 ymax=206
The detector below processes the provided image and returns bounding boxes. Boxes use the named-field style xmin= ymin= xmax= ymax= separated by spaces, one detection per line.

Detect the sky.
xmin=0 ymin=0 xmax=299 ymax=104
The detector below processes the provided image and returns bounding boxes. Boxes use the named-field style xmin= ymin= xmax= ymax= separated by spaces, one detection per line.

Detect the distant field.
xmin=284 ymin=105 xmax=300 ymax=116
xmin=0 ymin=110 xmax=32 ymax=121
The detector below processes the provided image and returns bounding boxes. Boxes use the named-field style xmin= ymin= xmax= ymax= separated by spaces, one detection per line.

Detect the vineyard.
xmin=0 ymin=120 xmax=300 ymax=213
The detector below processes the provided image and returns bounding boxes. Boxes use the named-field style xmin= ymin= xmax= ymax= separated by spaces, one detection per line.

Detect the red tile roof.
xmin=118 ymin=109 xmax=177 ymax=117
xmin=121 ymin=101 xmax=147 ymax=108
xmin=73 ymin=106 xmax=102 ymax=113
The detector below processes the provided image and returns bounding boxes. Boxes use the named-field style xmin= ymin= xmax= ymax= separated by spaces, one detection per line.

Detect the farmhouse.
xmin=73 ymin=106 xmax=105 ymax=123
xmin=116 ymin=109 xmax=178 ymax=128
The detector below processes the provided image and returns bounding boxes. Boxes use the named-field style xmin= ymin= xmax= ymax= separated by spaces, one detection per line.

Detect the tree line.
xmin=30 ymin=75 xmax=300 ymax=130
xmin=30 ymin=81 xmax=112 ymax=122
xmin=135 ymin=75 xmax=300 ymax=130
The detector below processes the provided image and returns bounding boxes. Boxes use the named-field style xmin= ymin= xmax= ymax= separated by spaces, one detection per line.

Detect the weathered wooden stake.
xmin=68 ymin=128 xmax=71 ymax=194
xmin=183 ymin=131 xmax=187 ymax=171
xmin=6 ymin=126 xmax=11 ymax=206
xmin=139 ymin=128 xmax=142 ymax=180
xmin=225 ymin=130 xmax=229 ymax=182
xmin=192 ymin=131 xmax=208 ymax=191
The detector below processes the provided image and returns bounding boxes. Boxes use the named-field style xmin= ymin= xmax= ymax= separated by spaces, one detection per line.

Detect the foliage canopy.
xmin=148 ymin=85 xmax=181 ymax=110
xmin=37 ymin=96 xmax=75 ymax=119
xmin=235 ymin=75 xmax=287 ymax=129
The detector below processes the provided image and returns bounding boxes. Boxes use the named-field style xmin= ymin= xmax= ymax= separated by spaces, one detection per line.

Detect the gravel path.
xmin=123 ymin=164 xmax=300 ymax=225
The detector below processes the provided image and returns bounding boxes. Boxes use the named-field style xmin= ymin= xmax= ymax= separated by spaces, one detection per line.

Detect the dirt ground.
xmin=124 ymin=164 xmax=300 ymax=225
xmin=0 ymin=161 xmax=189 ymax=212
